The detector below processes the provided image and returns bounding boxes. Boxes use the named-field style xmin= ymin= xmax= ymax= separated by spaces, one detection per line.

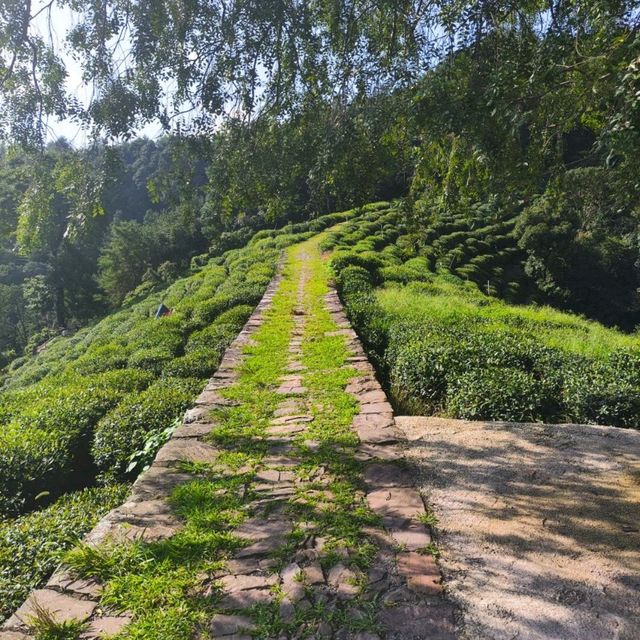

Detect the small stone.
xmin=261 ymin=454 xmax=299 ymax=468
xmin=266 ymin=423 xmax=307 ymax=436
xmin=303 ymin=563 xmax=325 ymax=585
xmin=0 ymin=633 xmax=33 ymax=639
xmin=218 ymin=574 xmax=278 ymax=608
xmin=183 ymin=406 xmax=211 ymax=423
xmin=355 ymin=444 xmax=402 ymax=462
xmin=381 ymin=586 xmax=416 ymax=606
xmin=281 ymin=563 xmax=305 ymax=602
xmin=317 ymin=622 xmax=333 ymax=638
xmin=220 ymin=572 xmax=277 ymax=591
xmin=130 ymin=465 xmax=192 ymax=501
xmin=210 ymin=614 xmax=256 ymax=637
xmin=271 ymin=414 xmax=314 ymax=425
xmin=194 ymin=389 xmax=231 ymax=406
xmin=327 ymin=564 xmax=360 ymax=599
xmin=224 ymin=557 xmax=275 ymax=575
xmin=254 ymin=469 xmax=280 ymax=483
xmin=279 ymin=599 xmax=296 ymax=622
xmin=353 ymin=415 xmax=399 ymax=444
xmin=172 ymin=422 xmax=215 ymax=438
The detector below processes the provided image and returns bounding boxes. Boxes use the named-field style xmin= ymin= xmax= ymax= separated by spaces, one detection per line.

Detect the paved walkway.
xmin=2 ymin=238 xmax=457 ymax=639
xmin=399 ymin=416 xmax=640 ymax=640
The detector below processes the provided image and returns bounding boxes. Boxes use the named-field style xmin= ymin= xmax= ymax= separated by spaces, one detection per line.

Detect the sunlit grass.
xmin=377 ymin=280 xmax=640 ymax=360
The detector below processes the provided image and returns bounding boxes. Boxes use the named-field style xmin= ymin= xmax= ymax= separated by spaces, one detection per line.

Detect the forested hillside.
xmin=0 ymin=1 xmax=638 ymax=373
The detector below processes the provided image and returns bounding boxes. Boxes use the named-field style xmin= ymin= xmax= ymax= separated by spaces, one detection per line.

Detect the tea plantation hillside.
xmin=0 ymin=204 xmax=375 ymax=623
xmin=1 ymin=200 xmax=638 ymax=625
xmin=325 ymin=206 xmax=640 ymax=428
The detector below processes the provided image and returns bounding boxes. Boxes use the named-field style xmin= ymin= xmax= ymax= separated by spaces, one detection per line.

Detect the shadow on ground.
xmin=397 ymin=416 xmax=640 ymax=640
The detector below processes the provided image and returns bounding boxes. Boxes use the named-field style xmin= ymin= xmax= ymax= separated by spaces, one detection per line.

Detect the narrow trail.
xmin=3 ymin=235 xmax=456 ymax=640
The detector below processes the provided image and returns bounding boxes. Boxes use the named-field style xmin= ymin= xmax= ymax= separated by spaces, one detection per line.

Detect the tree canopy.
xmin=2 ymin=1 xmax=639 ymax=145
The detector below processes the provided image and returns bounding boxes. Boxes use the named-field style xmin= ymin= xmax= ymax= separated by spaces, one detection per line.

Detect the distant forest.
xmin=0 ymin=1 xmax=639 ymax=368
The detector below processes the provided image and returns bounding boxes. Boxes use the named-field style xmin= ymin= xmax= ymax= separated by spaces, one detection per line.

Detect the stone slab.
xmin=154 ymin=438 xmax=219 ymax=465
xmin=8 ymin=590 xmax=96 ymax=628
xmin=79 ymin=617 xmax=131 ymax=639
xmin=366 ymin=488 xmax=424 ymax=524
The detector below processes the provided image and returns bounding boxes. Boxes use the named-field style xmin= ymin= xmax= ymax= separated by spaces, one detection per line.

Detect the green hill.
xmin=0 ymin=206 xmax=360 ymax=622
xmin=326 ymin=206 xmax=640 ymax=427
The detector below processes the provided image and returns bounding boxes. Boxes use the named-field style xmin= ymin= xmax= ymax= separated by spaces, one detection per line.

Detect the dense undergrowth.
xmin=326 ymin=205 xmax=640 ymax=428
xmin=0 ymin=205 xmax=376 ymax=625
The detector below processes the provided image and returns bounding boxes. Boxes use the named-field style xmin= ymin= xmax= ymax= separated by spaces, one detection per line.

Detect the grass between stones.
xmin=61 ymin=233 xmax=381 ymax=639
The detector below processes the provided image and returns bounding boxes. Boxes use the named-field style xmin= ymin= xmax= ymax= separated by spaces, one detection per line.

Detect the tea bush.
xmin=127 ymin=347 xmax=174 ymax=375
xmin=332 ymin=204 xmax=640 ymax=428
xmin=0 ymin=484 xmax=129 ymax=624
xmin=92 ymin=376 xmax=202 ymax=480
xmin=0 ymin=369 xmax=154 ymax=514
xmin=162 ymin=348 xmax=223 ymax=379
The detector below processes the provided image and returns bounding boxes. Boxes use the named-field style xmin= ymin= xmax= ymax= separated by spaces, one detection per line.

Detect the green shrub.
xmin=446 ymin=367 xmax=548 ymax=421
xmin=67 ymin=344 xmax=130 ymax=375
xmin=162 ymin=348 xmax=223 ymax=379
xmin=126 ymin=315 xmax=185 ymax=355
xmin=0 ymin=370 xmax=153 ymax=515
xmin=127 ymin=347 xmax=174 ymax=375
xmin=92 ymin=376 xmax=203 ymax=480
xmin=190 ymin=253 xmax=210 ymax=270
xmin=213 ymin=304 xmax=254 ymax=328
xmin=563 ymin=356 xmax=640 ymax=428
xmin=330 ymin=251 xmax=387 ymax=278
xmin=185 ymin=303 xmax=253 ymax=355
xmin=0 ymin=484 xmax=129 ymax=624
xmin=336 ymin=266 xmax=373 ymax=296
xmin=190 ymin=286 xmax=262 ymax=328
xmin=185 ymin=324 xmax=237 ymax=354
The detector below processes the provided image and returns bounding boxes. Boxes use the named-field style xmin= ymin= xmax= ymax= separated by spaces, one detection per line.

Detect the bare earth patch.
xmin=397 ymin=416 xmax=640 ymax=640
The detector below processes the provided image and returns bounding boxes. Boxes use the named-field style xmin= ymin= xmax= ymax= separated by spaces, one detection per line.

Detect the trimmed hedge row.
xmin=92 ymin=376 xmax=203 ymax=480
xmin=0 ymin=369 xmax=154 ymax=514
xmin=0 ymin=484 xmax=129 ymax=624
xmin=331 ymin=205 xmax=640 ymax=428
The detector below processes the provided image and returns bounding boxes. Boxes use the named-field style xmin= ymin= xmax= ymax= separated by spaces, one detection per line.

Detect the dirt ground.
xmin=397 ymin=416 xmax=640 ymax=640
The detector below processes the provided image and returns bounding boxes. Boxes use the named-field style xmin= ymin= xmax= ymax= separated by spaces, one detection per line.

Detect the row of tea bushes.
xmin=0 ymin=204 xmax=366 ymax=518
xmin=330 ymin=205 xmax=640 ymax=428
xmin=0 ymin=205 xmax=365 ymax=625
xmin=0 ymin=484 xmax=129 ymax=624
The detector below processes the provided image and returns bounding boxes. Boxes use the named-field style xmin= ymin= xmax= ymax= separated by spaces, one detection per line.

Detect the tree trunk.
xmin=55 ymin=285 xmax=66 ymax=328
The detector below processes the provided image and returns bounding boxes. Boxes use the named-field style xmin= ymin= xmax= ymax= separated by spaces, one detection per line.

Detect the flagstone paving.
xmin=1 ymin=235 xmax=456 ymax=639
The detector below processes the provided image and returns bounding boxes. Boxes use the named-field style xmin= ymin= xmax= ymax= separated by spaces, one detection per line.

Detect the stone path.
xmin=2 ymin=239 xmax=457 ymax=639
